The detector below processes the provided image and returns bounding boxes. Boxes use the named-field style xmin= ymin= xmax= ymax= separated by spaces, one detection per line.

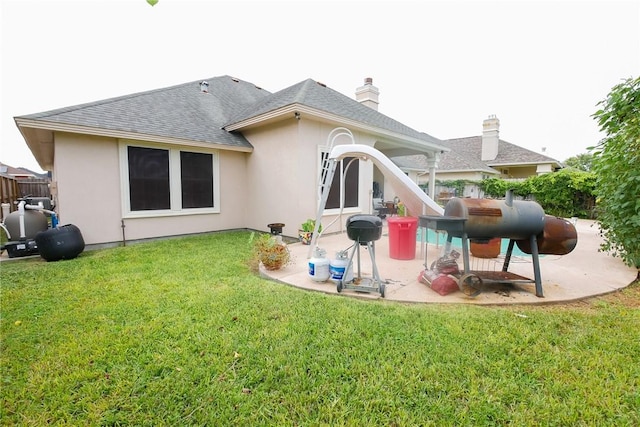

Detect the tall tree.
xmin=563 ymin=153 xmax=595 ymax=172
xmin=591 ymin=76 xmax=640 ymax=278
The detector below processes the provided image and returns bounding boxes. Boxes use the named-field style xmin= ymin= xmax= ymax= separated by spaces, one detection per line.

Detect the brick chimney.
xmin=355 ymin=77 xmax=379 ymax=110
xmin=481 ymin=115 xmax=500 ymax=161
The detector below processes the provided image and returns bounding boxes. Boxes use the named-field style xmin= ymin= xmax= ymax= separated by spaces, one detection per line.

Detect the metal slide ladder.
xmin=307 ymin=128 xmax=355 ymax=257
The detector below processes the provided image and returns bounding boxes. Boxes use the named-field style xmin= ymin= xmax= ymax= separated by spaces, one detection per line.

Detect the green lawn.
xmin=1 ymin=231 xmax=638 ymax=426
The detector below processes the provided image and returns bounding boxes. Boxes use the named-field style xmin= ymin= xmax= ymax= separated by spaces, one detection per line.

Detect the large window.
xmin=128 ymin=146 xmax=170 ymax=211
xmin=181 ymin=151 xmax=214 ymax=208
xmin=122 ymin=144 xmax=218 ymax=215
xmin=321 ymin=151 xmax=359 ymax=210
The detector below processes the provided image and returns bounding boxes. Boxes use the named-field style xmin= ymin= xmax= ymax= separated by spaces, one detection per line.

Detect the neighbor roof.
xmin=441 ymin=136 xmax=562 ymax=168
xmin=392 ymin=152 xmax=499 ymax=174
xmin=0 ymin=162 xmax=42 ymax=179
xmin=392 ymin=135 xmax=561 ymax=174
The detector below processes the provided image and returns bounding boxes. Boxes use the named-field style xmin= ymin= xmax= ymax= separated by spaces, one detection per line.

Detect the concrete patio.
xmin=262 ymin=218 xmax=637 ymax=305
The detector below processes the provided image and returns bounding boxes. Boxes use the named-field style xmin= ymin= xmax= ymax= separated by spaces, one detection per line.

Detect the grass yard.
xmin=1 ymin=231 xmax=639 ymax=426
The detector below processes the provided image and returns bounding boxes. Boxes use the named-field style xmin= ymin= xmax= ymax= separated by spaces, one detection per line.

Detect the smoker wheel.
xmin=459 ymin=273 xmax=483 ymax=297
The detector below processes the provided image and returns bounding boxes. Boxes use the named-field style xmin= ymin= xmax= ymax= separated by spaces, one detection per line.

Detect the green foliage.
xmin=564 ymin=152 xmax=596 ymax=172
xmin=525 ymin=169 xmax=596 ymax=218
xmin=250 ymin=232 xmax=291 ymax=271
xmin=479 ymin=178 xmax=511 ymax=198
xmin=300 ymin=218 xmax=321 ymax=233
xmin=478 ymin=178 xmax=530 ymax=199
xmin=479 ymin=169 xmax=596 ymax=218
xmin=437 ymin=179 xmax=468 ymax=197
xmin=1 ymin=233 xmax=639 ymax=425
xmin=0 ymin=226 xmax=8 ymax=246
xmin=591 ymin=76 xmax=640 ymax=270
xmin=396 ymin=201 xmax=407 ymax=216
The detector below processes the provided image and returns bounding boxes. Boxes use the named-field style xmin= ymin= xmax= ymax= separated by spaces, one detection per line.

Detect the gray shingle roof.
xmin=392 ymin=152 xmax=498 ymax=174
xmin=226 ymin=79 xmax=443 ymax=146
xmin=17 ymin=75 xmax=271 ymax=149
xmin=393 ymin=135 xmax=561 ymax=173
xmin=441 ymin=136 xmax=561 ymax=167
xmin=18 ymin=76 xmax=445 ymax=151
xmin=16 ymin=76 xmax=450 ymax=155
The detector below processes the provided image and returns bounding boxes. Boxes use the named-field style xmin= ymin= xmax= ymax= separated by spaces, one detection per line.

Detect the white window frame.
xmin=119 ymin=141 xmax=220 ymax=218
xmin=318 ymin=146 xmax=361 ymax=214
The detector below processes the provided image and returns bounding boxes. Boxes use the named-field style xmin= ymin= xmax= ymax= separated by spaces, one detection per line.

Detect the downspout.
xmin=121 ymin=219 xmax=126 ymax=246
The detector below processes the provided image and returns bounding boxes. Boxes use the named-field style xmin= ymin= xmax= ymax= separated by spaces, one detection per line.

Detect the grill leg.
xmin=367 ymin=241 xmax=381 ymax=283
xmin=461 ymin=232 xmax=470 ymax=275
xmin=356 ymin=242 xmax=362 ymax=279
xmin=342 ymin=240 xmax=383 ymax=296
xmin=346 ymin=243 xmax=359 ymax=280
xmin=529 ymin=234 xmax=543 ymax=297
xmin=502 ymin=239 xmax=516 ymax=272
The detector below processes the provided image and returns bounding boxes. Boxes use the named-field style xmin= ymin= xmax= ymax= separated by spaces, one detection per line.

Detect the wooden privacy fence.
xmin=1 ymin=176 xmax=20 ymax=209
xmin=17 ymin=178 xmax=50 ymax=198
xmin=0 ymin=176 xmax=51 ymax=213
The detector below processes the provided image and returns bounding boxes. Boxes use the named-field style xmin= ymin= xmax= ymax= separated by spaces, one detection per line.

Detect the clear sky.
xmin=1 ymin=0 xmax=638 ymax=173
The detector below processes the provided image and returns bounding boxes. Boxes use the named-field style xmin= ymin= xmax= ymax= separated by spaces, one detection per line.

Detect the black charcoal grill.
xmin=338 ymin=215 xmax=385 ymax=297
xmin=346 ymin=215 xmax=383 ymax=243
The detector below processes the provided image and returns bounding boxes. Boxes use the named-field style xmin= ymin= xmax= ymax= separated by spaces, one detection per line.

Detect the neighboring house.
xmin=392 ymin=115 xmax=563 ymax=198
xmin=0 ymin=162 xmax=43 ymax=180
xmin=0 ymin=162 xmax=51 ymax=206
xmin=15 ymin=76 xmax=448 ymax=246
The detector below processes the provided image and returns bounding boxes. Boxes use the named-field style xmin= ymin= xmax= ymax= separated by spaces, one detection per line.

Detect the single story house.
xmin=0 ymin=162 xmax=44 ymax=180
xmin=392 ymin=115 xmax=563 ymax=197
xmin=15 ymin=76 xmax=449 ymax=246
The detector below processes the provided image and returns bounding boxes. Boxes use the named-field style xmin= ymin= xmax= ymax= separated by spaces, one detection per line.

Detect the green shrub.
xmin=480 ymin=169 xmax=596 ymax=218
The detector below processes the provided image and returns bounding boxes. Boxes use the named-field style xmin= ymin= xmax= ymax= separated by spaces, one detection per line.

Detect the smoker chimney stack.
xmin=355 ymin=77 xmax=379 ymax=111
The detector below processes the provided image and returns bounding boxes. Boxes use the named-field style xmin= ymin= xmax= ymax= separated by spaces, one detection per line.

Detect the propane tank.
xmin=308 ymin=247 xmax=330 ymax=282
xmin=329 ymin=250 xmax=354 ymax=284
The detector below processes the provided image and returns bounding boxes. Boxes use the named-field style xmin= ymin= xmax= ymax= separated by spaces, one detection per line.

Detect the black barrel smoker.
xmin=420 ymin=191 xmax=577 ymax=297
xmin=338 ymin=215 xmax=386 ymax=297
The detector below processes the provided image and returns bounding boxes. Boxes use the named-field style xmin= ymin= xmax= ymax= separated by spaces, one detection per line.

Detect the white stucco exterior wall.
xmin=53 ymin=133 xmax=123 ymax=245
xmin=48 ymin=119 xmax=402 ymax=244
xmin=243 ymin=119 xmax=375 ymax=237
xmin=52 ymin=133 xmax=250 ymax=246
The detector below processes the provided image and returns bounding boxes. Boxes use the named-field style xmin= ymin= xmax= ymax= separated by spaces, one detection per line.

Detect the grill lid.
xmin=346 ymin=215 xmax=382 ymax=242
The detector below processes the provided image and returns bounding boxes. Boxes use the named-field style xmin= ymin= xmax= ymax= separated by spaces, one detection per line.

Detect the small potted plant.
xmin=250 ymin=232 xmax=291 ymax=271
xmin=299 ymin=219 xmax=322 ymax=245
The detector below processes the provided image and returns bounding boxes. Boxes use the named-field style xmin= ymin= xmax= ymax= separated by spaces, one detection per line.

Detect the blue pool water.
xmin=416 ymin=228 xmax=530 ymax=257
